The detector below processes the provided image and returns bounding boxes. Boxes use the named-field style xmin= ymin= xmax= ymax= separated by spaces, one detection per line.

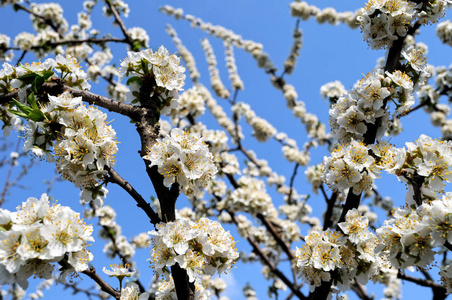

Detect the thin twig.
xmin=257 ymin=213 xmax=295 ymax=261
xmin=7 ymin=37 xmax=128 ymax=51
xmin=105 ymin=0 xmax=134 ymax=48
xmin=229 ymin=211 xmax=307 ymax=300
xmin=287 ymin=163 xmax=299 ymax=204
xmin=82 ymin=267 xmax=120 ymax=299
xmin=0 ymin=139 xmax=21 ymax=206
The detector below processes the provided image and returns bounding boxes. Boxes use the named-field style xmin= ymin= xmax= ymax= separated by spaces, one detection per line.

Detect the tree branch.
xmin=105 ymin=166 xmax=161 ymax=226
xmin=105 ymin=0 xmax=134 ymax=49
xmin=397 ymin=272 xmax=445 ymax=291
xmin=13 ymin=4 xmax=63 ymax=36
xmin=322 ymin=189 xmax=338 ymax=231
xmin=0 ymin=80 xmax=138 ymax=119
xmin=287 ymin=163 xmax=299 ymax=205
xmin=82 ymin=267 xmax=120 ymax=299
xmin=7 ymin=37 xmax=128 ymax=51
xmin=257 ymin=213 xmax=295 ymax=261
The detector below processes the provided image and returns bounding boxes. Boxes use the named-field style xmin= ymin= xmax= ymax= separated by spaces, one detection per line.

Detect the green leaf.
xmin=17 ymin=72 xmax=38 ymax=83
xmin=18 ymin=69 xmax=54 ymax=92
xmin=141 ymin=59 xmax=149 ymax=75
xmin=126 ymin=76 xmax=142 ymax=86
xmin=11 ymin=99 xmax=32 ymax=114
xmin=27 ymin=93 xmax=39 ymax=110
xmin=31 ymin=76 xmax=45 ymax=93
xmin=8 ymin=109 xmax=29 ymax=119
xmin=41 ymin=70 xmax=54 ymax=81
xmin=28 ymin=109 xmax=45 ymax=122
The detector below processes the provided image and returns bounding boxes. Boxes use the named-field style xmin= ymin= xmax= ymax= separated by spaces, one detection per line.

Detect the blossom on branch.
xmin=149 ymin=217 xmax=238 ymax=283
xmin=0 ymin=194 xmax=94 ymax=289
xmin=144 ymin=128 xmax=217 ymax=195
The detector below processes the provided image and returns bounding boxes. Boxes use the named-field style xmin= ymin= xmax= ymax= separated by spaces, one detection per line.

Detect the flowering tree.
xmin=0 ymin=1 xmax=452 ymax=300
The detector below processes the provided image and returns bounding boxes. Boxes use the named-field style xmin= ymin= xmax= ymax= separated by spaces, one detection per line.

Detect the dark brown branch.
xmin=352 ymin=278 xmax=373 ymax=300
xmin=105 ymin=0 xmax=135 ymax=49
xmin=7 ymin=37 xmax=128 ymax=52
xmin=322 ymin=189 xmax=338 ymax=231
xmin=287 ymin=163 xmax=299 ymax=204
xmin=105 ymin=166 xmax=161 ymax=226
xmin=397 ymin=272 xmax=445 ymax=290
xmin=257 ymin=213 xmax=295 ymax=261
xmin=62 ymin=281 xmax=104 ymax=299
xmin=82 ymin=267 xmax=120 ymax=299
xmin=13 ymin=4 xmax=63 ymax=36
xmin=133 ymin=76 xmax=194 ymax=299
xmin=445 ymin=241 xmax=452 ymax=252
xmin=15 ymin=51 xmax=27 ymax=65
xmin=0 ymin=80 xmax=138 ymax=119
xmin=401 ymin=171 xmax=425 ymax=206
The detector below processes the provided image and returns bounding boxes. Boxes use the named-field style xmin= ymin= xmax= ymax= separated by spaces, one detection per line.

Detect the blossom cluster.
xmin=329 ymin=69 xmax=414 ymax=144
xmin=0 ymin=55 xmax=115 ymax=205
xmin=120 ymin=282 xmax=150 ymax=300
xmin=144 ymin=128 xmax=217 ymax=195
xmin=436 ymin=20 xmax=452 ymax=47
xmin=149 ymin=218 xmax=238 ymax=283
xmin=371 ymin=136 xmax=452 ymax=203
xmin=173 ymin=85 xmax=206 ymax=119
xmin=322 ymin=140 xmax=378 ymax=195
xmin=228 ymin=176 xmax=277 ymax=217
xmin=375 ymin=195 xmax=450 ymax=270
xmin=284 ymin=28 xmax=303 ymax=75
xmin=0 ymin=194 xmax=94 ymax=289
xmin=320 ymin=80 xmax=347 ymax=103
xmin=117 ymin=46 xmax=186 ymax=114
xmin=359 ymin=0 xmax=448 ymax=49
xmin=224 ymin=39 xmax=244 ymax=90
xmin=323 ymin=134 xmax=452 ymax=203
xmin=396 ymin=134 xmax=452 ymax=204
xmin=6 ymin=54 xmax=90 ymax=104
xmin=295 ymin=209 xmax=380 ymax=292
xmin=30 ymin=3 xmax=68 ymax=35
xmin=23 ymin=91 xmax=117 ymax=205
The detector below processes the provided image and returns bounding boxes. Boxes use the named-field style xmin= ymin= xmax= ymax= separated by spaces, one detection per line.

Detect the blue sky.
xmin=0 ymin=0 xmax=451 ymax=299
